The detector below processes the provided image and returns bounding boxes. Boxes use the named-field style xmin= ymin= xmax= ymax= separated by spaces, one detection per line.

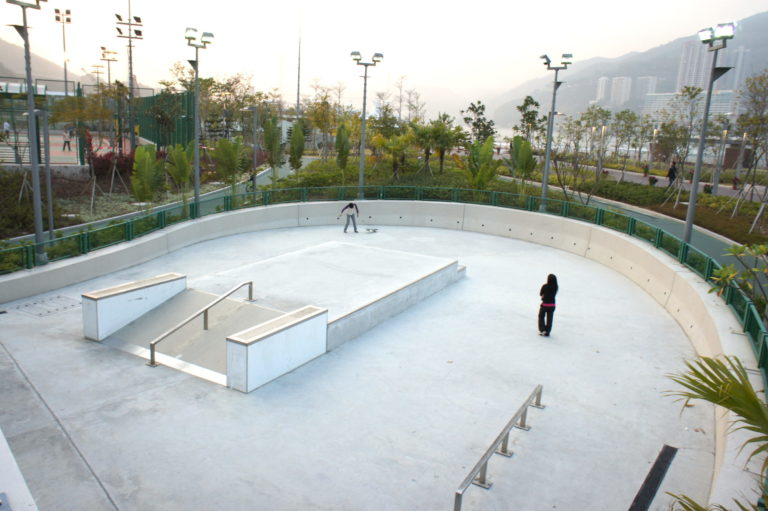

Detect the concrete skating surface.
xmin=1 ymin=225 xmax=716 ymax=510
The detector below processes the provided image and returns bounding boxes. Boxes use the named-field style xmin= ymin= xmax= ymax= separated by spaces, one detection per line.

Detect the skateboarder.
xmin=538 ymin=274 xmax=558 ymax=337
xmin=339 ymin=202 xmax=359 ymax=233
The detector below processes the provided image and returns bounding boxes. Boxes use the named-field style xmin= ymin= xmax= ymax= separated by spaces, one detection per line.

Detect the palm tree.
xmin=667 ymin=356 xmax=768 ymax=510
xmin=452 ymin=136 xmax=499 ymax=190
xmin=431 ymin=113 xmax=465 ymax=174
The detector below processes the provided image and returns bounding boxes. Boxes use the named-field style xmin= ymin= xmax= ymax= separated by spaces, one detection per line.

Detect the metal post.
xmin=474 ymin=461 xmax=491 ymax=489
xmin=735 ymin=131 xmax=746 ymax=180
xmin=541 ymin=67 xmax=559 ymax=205
xmin=40 ymin=109 xmax=54 ymax=240
xmin=127 ymin=0 xmax=136 ymax=152
xmin=192 ymin=48 xmax=201 ymax=212
xmin=683 ymin=46 xmax=728 ymax=243
xmin=358 ymin=64 xmax=369 ymax=199
xmin=203 ymin=308 xmax=208 ymax=330
xmin=497 ymin=432 xmax=512 ymax=457
xmin=16 ymin=7 xmax=47 ymax=264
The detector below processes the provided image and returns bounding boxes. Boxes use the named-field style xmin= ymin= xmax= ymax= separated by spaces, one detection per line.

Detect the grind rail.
xmin=147 ymin=281 xmax=253 ymax=367
xmin=454 ymin=384 xmax=544 ymax=511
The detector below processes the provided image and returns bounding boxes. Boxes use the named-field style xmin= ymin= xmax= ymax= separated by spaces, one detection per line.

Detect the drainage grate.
xmin=14 ymin=295 xmax=80 ymax=317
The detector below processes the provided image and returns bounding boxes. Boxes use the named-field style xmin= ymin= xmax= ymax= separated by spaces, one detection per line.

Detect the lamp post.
xmin=683 ymin=22 xmax=734 ymax=243
xmin=351 ymin=51 xmax=383 ymax=199
xmin=115 ymin=1 xmax=143 ymax=153
xmin=100 ymin=46 xmax=117 ymax=87
xmin=185 ymin=27 xmax=214 ymax=215
xmin=54 ymin=7 xmax=70 ymax=96
xmin=540 ymin=53 xmax=572 ymax=205
xmin=9 ymin=0 xmax=48 ymax=264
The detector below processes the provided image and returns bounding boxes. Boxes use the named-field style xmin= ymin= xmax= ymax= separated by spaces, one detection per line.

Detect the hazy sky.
xmin=1 ymin=0 xmax=766 ymax=121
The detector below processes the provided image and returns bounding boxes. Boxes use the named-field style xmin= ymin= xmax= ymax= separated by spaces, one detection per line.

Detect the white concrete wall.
xmin=0 ymin=426 xmax=37 ymax=510
xmin=81 ymin=275 xmax=186 ymax=341
xmin=226 ymin=307 xmax=327 ymax=393
xmin=0 ymin=199 xmax=757 ymax=505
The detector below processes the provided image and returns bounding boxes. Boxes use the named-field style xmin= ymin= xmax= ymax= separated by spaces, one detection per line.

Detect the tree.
xmin=212 ymin=136 xmax=247 ymax=197
xmin=262 ymin=117 xmax=284 ymax=185
xmin=612 ymin=109 xmax=639 ymax=179
xmin=289 ymin=119 xmax=305 ymax=176
xmin=452 ymin=136 xmax=500 ymax=189
xmin=736 ymin=69 xmax=768 ymax=205
xmin=145 ymin=87 xmax=182 ymax=150
xmin=131 ymin=144 xmax=165 ymax=203
xmin=335 ymin=123 xmax=351 ymax=175
xmin=411 ymin=122 xmax=436 ymax=174
xmin=461 ymin=101 xmax=496 ymax=144
xmin=166 ymin=142 xmax=194 ymax=194
xmin=431 ymin=113 xmax=466 ymax=174
xmin=513 ymin=96 xmax=546 ymax=146
xmin=405 ymin=89 xmax=425 ymax=122
xmin=306 ymin=86 xmax=334 ymax=162
xmin=505 ymin=136 xmax=537 ymax=188
xmin=657 ymin=86 xmax=704 ymax=175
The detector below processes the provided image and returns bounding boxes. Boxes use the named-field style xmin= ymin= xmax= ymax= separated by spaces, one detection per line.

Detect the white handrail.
xmin=453 ymin=385 xmax=544 ymax=511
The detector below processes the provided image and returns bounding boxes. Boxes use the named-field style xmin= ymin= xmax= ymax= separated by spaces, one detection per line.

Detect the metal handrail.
xmin=454 ymin=385 xmax=544 ymax=511
xmin=147 ymin=281 xmax=253 ymax=367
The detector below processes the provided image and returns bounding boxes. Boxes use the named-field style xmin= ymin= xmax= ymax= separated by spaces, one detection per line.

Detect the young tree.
xmin=262 ymin=117 xmax=284 ymax=185
xmin=145 ymin=87 xmax=182 ymax=150
xmin=452 ymin=136 xmax=500 ymax=189
xmin=211 ymin=136 xmax=247 ymax=196
xmin=513 ymin=96 xmax=546 ymax=146
xmin=306 ymin=86 xmax=334 ymax=162
xmin=166 ymin=142 xmax=194 ymax=194
xmin=657 ymin=86 xmax=704 ymax=175
xmin=431 ymin=113 xmax=466 ymax=174
xmin=289 ymin=119 xmax=305 ymax=176
xmin=612 ymin=109 xmax=639 ymax=179
xmin=131 ymin=144 xmax=165 ymax=203
xmin=505 ymin=136 xmax=537 ymax=189
xmin=335 ymin=123 xmax=351 ymax=174
xmin=461 ymin=101 xmax=496 ymax=144
xmin=736 ymin=69 xmax=768 ymax=205
xmin=411 ymin=122 xmax=436 ymax=174
xmin=406 ymin=89 xmax=425 ymax=122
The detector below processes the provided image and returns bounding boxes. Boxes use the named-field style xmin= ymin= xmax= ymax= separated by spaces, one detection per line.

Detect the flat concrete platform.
xmin=0 ymin=225 xmax=723 ymax=510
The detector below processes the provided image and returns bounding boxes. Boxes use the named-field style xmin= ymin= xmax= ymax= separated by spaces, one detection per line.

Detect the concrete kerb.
xmin=0 ymin=199 xmax=758 ymax=505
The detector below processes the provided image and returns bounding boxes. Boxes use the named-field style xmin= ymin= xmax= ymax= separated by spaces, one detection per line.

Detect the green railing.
xmin=1 ymin=185 xmax=766 ymax=387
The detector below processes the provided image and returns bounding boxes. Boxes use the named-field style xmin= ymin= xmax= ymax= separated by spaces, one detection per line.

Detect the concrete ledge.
xmin=327 ymin=260 xmax=466 ymax=351
xmin=81 ymin=273 xmax=186 ymax=341
xmin=0 ymin=426 xmax=37 ymax=510
xmin=226 ymin=306 xmax=328 ymax=393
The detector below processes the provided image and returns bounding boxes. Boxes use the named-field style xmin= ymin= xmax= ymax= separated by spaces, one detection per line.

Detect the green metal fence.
xmin=1 ymin=186 xmax=766 ymax=389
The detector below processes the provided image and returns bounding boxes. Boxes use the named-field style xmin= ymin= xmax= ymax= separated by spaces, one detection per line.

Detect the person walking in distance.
xmin=538 ymin=274 xmax=558 ymax=337
xmin=339 ymin=202 xmax=359 ymax=233
xmin=62 ymin=128 xmax=72 ymax=151
xmin=667 ymin=161 xmax=677 ymax=188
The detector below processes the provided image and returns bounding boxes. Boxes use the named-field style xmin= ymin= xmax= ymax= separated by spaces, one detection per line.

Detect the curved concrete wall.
xmin=0 ymin=199 xmax=755 ymax=504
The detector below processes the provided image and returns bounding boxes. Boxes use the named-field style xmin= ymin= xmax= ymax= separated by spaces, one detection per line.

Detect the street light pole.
xmin=54 ymin=7 xmax=71 ymax=96
xmin=115 ymin=1 xmax=143 ymax=153
xmin=683 ymin=23 xmax=734 ymax=244
xmin=185 ymin=27 xmax=214 ymax=216
xmin=539 ymin=53 xmax=572 ymax=205
xmin=351 ymin=51 xmax=382 ymax=200
xmin=9 ymin=0 xmax=48 ymax=264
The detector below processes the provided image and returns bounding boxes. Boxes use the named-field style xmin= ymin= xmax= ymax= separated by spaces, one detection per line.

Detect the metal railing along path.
xmin=453 ymin=385 xmax=544 ymax=511
xmin=147 ymin=281 xmax=253 ymax=367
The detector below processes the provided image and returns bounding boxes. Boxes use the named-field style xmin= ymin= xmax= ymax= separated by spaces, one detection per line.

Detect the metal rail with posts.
xmin=453 ymin=384 xmax=545 ymax=511
xmin=147 ymin=281 xmax=253 ymax=367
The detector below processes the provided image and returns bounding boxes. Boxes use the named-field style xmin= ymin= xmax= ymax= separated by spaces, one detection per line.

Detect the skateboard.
xmin=365 ymin=228 xmax=378 ymax=233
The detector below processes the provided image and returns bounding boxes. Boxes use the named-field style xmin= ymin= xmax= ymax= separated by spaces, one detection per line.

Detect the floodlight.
xmin=134 ymin=29 xmax=142 ymax=37
xmin=185 ymin=27 xmax=197 ymax=40
xmin=372 ymin=53 xmax=383 ymax=62
xmin=350 ymin=51 xmax=361 ymax=61
xmin=7 ymin=0 xmax=47 ymax=8
xmin=116 ymin=27 xmax=123 ymax=35
xmin=714 ymin=22 xmax=735 ymax=39
xmin=540 ymin=54 xmax=551 ymax=66
xmin=133 ymin=16 xmax=142 ymax=23
xmin=115 ymin=13 xmax=122 ymax=21
xmin=201 ymin=32 xmax=214 ymax=45
xmin=698 ymin=27 xmax=714 ymax=43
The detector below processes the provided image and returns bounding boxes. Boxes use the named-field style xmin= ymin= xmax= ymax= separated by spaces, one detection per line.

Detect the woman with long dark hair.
xmin=538 ymin=274 xmax=558 ymax=337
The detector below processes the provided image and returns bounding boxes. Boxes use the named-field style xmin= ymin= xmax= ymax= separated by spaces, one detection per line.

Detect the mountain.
xmin=0 ymin=37 xmax=92 ymax=88
xmin=490 ymin=10 xmax=768 ymax=129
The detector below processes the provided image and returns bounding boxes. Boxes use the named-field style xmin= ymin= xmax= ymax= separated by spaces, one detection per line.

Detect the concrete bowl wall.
xmin=0 ymin=199 xmax=754 ymax=504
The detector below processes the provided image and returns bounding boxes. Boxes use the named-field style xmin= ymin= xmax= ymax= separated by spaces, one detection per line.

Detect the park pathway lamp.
xmin=241 ymin=106 xmax=261 ymax=173
xmin=683 ymin=22 xmax=734 ymax=243
xmin=115 ymin=2 xmax=143 ymax=153
xmin=540 ymin=53 xmax=572 ymax=206
xmin=185 ymin=27 xmax=214 ymax=216
xmin=9 ymin=0 xmax=48 ymax=264
xmin=351 ymin=50 xmax=383 ymax=199
xmin=100 ymin=46 xmax=117 ymax=87
xmin=54 ymin=7 xmax=71 ymax=96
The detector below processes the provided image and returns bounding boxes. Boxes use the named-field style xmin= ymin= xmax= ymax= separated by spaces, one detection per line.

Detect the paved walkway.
xmin=0 ymin=224 xmax=724 ymax=510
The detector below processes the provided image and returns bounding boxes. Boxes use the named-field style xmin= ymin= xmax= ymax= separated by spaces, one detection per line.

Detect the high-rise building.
xmin=676 ymin=39 xmax=749 ymax=93
xmin=634 ymin=76 xmax=658 ymax=100
xmin=610 ymin=76 xmax=632 ymax=106
xmin=595 ymin=76 xmax=609 ymax=103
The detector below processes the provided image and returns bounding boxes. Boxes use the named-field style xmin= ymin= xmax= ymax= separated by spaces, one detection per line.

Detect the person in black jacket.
xmin=667 ymin=161 xmax=677 ymax=188
xmin=538 ymin=274 xmax=558 ymax=337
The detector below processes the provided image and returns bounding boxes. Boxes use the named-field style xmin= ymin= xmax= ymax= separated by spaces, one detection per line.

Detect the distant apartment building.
xmin=634 ymin=76 xmax=658 ymax=99
xmin=676 ymin=40 xmax=749 ymax=93
xmin=610 ymin=77 xmax=632 ymax=106
xmin=595 ymin=76 xmax=609 ymax=103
